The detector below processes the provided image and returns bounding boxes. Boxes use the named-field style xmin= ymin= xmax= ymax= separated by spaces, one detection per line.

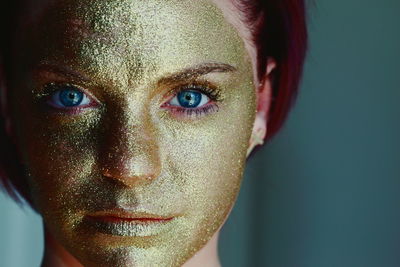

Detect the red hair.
xmin=237 ymin=0 xmax=308 ymax=152
xmin=0 ymin=0 xmax=308 ymax=204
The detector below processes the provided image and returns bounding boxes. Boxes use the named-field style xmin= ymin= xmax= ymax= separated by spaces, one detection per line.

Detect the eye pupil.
xmin=178 ymin=90 xmax=202 ymax=108
xmin=59 ymin=87 xmax=84 ymax=107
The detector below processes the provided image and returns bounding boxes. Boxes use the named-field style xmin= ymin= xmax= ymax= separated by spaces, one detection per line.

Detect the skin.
xmin=5 ymin=0 xmax=274 ymax=266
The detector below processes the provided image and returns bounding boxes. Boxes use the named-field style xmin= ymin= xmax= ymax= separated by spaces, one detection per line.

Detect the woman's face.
xmin=8 ymin=0 xmax=256 ymax=266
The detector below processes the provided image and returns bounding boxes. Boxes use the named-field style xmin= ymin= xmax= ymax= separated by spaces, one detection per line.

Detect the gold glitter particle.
xmin=10 ymin=0 xmax=257 ymax=266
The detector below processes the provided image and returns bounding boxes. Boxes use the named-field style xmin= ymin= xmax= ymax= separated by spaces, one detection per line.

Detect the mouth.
xmin=83 ymin=209 xmax=176 ymax=237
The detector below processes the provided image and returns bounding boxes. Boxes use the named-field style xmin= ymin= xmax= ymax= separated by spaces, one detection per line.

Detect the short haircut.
xmin=0 ymin=0 xmax=308 ymax=204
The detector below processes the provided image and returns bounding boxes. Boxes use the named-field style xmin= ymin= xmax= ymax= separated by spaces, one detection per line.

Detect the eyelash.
xmin=38 ymin=83 xmax=223 ymax=118
xmin=36 ymin=83 xmax=99 ymax=115
xmin=161 ymin=84 xmax=222 ymax=119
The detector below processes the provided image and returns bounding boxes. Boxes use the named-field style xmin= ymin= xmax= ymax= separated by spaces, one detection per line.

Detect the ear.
xmin=246 ymin=58 xmax=276 ymax=157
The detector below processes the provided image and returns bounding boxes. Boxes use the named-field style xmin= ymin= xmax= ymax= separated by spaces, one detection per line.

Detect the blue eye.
xmin=169 ymin=90 xmax=210 ymax=108
xmin=47 ymin=85 xmax=91 ymax=109
xmin=59 ymin=89 xmax=83 ymax=107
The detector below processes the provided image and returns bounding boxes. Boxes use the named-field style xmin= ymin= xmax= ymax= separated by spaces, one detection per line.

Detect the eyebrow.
xmin=33 ymin=64 xmax=91 ymax=83
xmin=34 ymin=62 xmax=237 ymax=85
xmin=157 ymin=62 xmax=237 ymax=85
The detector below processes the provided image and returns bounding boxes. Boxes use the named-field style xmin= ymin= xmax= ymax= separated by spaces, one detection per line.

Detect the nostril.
xmin=102 ymin=168 xmax=113 ymax=178
xmin=100 ymin=164 xmax=159 ymax=187
xmin=98 ymin=125 xmax=162 ymax=186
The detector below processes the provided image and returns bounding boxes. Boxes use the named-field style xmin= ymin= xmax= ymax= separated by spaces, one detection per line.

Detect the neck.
xmin=183 ymin=231 xmax=221 ymax=267
xmin=41 ymin=228 xmax=221 ymax=267
xmin=41 ymin=228 xmax=82 ymax=267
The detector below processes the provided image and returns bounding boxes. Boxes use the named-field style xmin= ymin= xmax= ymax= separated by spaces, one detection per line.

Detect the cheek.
xmin=158 ymin=92 xmax=255 ymax=224
xmin=12 ymin=95 xmax=100 ymax=211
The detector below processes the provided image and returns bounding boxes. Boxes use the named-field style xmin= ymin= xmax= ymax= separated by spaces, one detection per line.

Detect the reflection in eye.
xmin=163 ymin=85 xmax=222 ymax=119
xmin=42 ymin=83 xmax=221 ymax=119
xmin=47 ymin=84 xmax=92 ymax=109
xmin=169 ymin=90 xmax=210 ymax=108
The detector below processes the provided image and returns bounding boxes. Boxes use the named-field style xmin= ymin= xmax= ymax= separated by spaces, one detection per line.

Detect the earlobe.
xmin=246 ymin=115 xmax=267 ymax=157
xmin=246 ymin=58 xmax=276 ymax=158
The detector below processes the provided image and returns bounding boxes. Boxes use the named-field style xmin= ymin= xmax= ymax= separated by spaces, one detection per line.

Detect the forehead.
xmin=17 ymin=0 xmax=249 ymax=87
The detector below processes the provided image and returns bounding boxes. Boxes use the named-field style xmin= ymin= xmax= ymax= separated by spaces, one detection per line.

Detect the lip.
xmin=83 ymin=209 xmax=176 ymax=237
xmin=87 ymin=209 xmax=175 ymax=222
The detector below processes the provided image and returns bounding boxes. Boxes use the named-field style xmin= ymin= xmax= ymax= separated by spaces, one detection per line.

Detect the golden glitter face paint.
xmin=9 ymin=0 xmax=257 ymax=266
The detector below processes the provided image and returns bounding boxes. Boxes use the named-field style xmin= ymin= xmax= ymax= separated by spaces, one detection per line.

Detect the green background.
xmin=1 ymin=0 xmax=400 ymax=266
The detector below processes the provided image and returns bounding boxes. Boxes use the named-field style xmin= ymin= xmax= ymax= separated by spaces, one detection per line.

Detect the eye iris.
xmin=177 ymin=90 xmax=202 ymax=108
xmin=59 ymin=88 xmax=84 ymax=107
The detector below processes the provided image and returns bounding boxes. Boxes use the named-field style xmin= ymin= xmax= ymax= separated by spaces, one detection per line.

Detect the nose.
xmin=99 ymin=109 xmax=162 ymax=188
